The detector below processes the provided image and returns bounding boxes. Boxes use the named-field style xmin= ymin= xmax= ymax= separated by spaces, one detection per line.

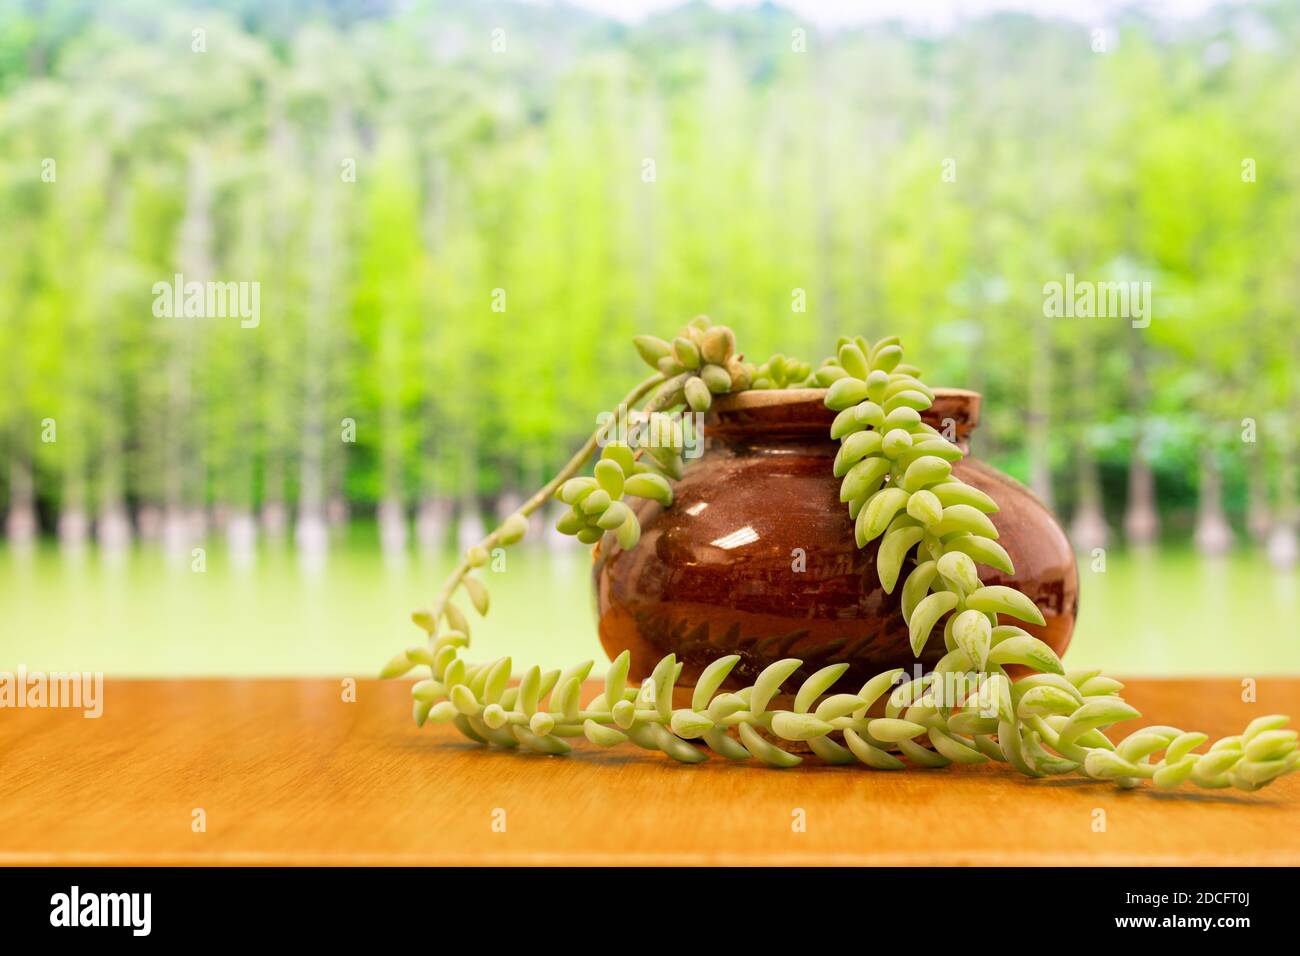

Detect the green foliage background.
xmin=2 ymin=0 xmax=1298 ymax=544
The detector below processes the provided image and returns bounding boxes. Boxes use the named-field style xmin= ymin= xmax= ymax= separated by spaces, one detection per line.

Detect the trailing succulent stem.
xmin=386 ymin=323 xmax=1300 ymax=793
xmin=380 ymin=371 xmax=665 ymax=673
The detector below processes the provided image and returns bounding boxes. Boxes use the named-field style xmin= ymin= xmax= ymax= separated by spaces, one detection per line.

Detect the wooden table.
xmin=1 ymin=678 xmax=1297 ymax=866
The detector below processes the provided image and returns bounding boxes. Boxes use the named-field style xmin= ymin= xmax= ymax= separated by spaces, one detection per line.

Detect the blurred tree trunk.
xmin=295 ymin=150 xmax=338 ymax=564
xmin=377 ymin=310 xmax=407 ymax=562
xmin=295 ymin=367 xmax=327 ymax=560
xmin=327 ymin=453 xmax=349 ymax=530
xmin=57 ymin=466 xmax=89 ymax=550
xmin=1242 ymin=311 xmax=1272 ymax=547
xmin=378 ymin=405 xmax=408 ymax=562
xmin=455 ymin=497 xmax=484 ymax=555
xmin=3 ymin=249 xmax=36 ymax=546
xmin=5 ymin=457 xmax=37 ymax=546
xmin=260 ymin=117 xmax=296 ymax=544
xmin=223 ymin=196 xmax=265 ymax=568
xmin=1124 ymin=441 xmax=1159 ymax=547
xmin=1245 ymin=447 xmax=1271 ymax=545
xmin=416 ymin=496 xmax=450 ymax=555
xmin=415 ymin=155 xmax=451 ymax=555
xmin=1268 ymin=422 xmax=1297 ymax=569
xmin=1123 ymin=337 xmax=1158 ymax=547
xmin=1069 ymin=347 xmax=1108 ymax=552
xmin=97 ymin=417 xmax=131 ymax=553
xmin=96 ymin=163 xmax=132 ymax=555
xmin=1026 ymin=316 xmax=1054 ymax=508
xmin=163 ymin=148 xmax=211 ymax=557
xmin=54 ymin=154 xmax=95 ymax=552
xmin=260 ymin=465 xmax=288 ymax=540
xmin=1193 ymin=445 xmax=1232 ymax=556
xmin=455 ymin=440 xmax=483 ymax=554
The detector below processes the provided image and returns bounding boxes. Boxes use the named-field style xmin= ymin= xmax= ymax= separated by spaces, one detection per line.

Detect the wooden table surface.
xmin=1 ymin=677 xmax=1297 ymax=866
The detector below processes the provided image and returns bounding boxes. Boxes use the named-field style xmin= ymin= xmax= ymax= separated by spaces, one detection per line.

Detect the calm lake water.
xmin=1 ymin=536 xmax=1297 ymax=677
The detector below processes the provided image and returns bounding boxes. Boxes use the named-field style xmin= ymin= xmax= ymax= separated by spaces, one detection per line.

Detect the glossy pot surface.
xmin=592 ymin=388 xmax=1079 ymax=691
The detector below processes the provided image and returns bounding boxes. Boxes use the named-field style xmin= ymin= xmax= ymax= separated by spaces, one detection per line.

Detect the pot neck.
xmin=705 ymin=387 xmax=981 ymax=452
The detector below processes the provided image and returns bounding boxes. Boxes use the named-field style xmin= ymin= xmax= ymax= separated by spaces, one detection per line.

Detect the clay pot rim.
xmin=712 ymin=386 xmax=980 ymax=412
xmin=706 ymin=386 xmax=982 ymax=445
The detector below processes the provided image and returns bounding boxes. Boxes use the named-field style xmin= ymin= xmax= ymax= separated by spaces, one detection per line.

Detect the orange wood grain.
xmin=1 ymin=678 xmax=1297 ymax=866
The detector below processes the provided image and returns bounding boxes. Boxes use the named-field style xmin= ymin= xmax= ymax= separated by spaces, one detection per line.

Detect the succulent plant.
xmin=632 ymin=315 xmax=750 ymax=413
xmin=385 ymin=322 xmax=1299 ymax=793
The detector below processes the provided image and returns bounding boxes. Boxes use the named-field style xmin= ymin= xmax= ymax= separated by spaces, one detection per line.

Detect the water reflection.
xmin=0 ymin=540 xmax=1296 ymax=678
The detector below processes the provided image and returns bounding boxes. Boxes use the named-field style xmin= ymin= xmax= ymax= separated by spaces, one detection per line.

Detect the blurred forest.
xmin=1 ymin=0 xmax=1298 ymax=565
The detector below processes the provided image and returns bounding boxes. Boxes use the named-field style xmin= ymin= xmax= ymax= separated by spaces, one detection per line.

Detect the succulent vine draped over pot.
xmin=383 ymin=319 xmax=1299 ymax=793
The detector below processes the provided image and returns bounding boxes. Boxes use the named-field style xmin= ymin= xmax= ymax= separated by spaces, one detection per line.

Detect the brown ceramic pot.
xmin=592 ymin=387 xmax=1078 ymax=693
